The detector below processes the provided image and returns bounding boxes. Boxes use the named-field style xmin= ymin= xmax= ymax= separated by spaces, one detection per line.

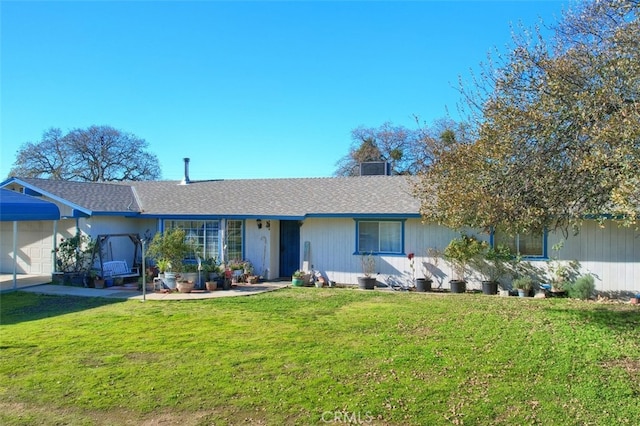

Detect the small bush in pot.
xmin=513 ymin=276 xmax=534 ymax=297
xmin=292 ymin=269 xmax=305 ymax=287
xmin=358 ymin=252 xmax=377 ymax=290
xmin=444 ymin=234 xmax=486 ymax=293
xmin=474 ymin=244 xmax=514 ymax=295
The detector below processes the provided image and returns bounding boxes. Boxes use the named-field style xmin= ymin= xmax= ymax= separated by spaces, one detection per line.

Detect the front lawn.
xmin=1 ymin=289 xmax=638 ymax=425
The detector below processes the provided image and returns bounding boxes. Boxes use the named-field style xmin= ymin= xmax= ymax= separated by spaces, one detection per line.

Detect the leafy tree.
xmin=416 ymin=0 xmax=640 ymax=235
xmin=9 ymin=125 xmax=161 ymax=181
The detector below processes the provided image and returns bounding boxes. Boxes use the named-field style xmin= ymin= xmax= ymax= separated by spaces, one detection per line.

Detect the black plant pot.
xmin=358 ymin=277 xmax=376 ymax=290
xmin=482 ymin=281 xmax=498 ymax=295
xmin=415 ymin=278 xmax=432 ymax=292
xmin=450 ymin=280 xmax=467 ymax=293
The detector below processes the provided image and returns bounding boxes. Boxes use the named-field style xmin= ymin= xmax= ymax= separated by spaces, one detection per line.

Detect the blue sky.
xmin=1 ymin=0 xmax=569 ymax=181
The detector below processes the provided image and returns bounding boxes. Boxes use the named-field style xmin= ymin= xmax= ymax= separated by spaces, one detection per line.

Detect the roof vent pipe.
xmin=181 ymin=157 xmax=191 ymax=185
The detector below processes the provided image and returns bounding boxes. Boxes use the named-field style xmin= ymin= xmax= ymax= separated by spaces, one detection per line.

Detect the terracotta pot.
xmin=177 ymin=281 xmax=194 ymax=293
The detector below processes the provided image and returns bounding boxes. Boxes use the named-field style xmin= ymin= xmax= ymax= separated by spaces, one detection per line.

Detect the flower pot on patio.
xmin=205 ymin=281 xmax=217 ymax=291
xmin=177 ymin=281 xmax=194 ymax=293
xmin=163 ymin=272 xmax=177 ymax=289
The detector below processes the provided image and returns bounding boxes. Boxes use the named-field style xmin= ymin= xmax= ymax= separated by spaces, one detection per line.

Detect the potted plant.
xmin=444 ymin=233 xmax=486 ymax=293
xmin=181 ymin=262 xmax=200 ymax=286
xmin=513 ymin=276 xmax=534 ymax=297
xmin=202 ymin=257 xmax=221 ymax=291
xmin=54 ymin=232 xmax=95 ymax=286
xmin=177 ymin=277 xmax=195 ymax=293
xmin=90 ymin=270 xmax=105 ymax=289
xmin=419 ymin=247 xmax=441 ymax=292
xmin=357 ymin=252 xmax=377 ymax=290
xmin=146 ymin=228 xmax=192 ymax=290
xmin=292 ymin=269 xmax=305 ymax=287
xmin=243 ymin=260 xmax=259 ymax=284
xmin=474 ymin=244 xmax=513 ymax=295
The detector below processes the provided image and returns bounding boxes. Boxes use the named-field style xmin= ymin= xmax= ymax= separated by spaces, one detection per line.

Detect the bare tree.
xmin=9 ymin=125 xmax=161 ymax=181
xmin=334 ymin=121 xmax=437 ymax=176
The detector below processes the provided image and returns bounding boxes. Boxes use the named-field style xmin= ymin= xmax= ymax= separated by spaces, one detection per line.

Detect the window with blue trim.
xmin=493 ymin=230 xmax=545 ymax=257
xmin=165 ymin=220 xmax=221 ymax=260
xmin=357 ymin=220 xmax=402 ymax=254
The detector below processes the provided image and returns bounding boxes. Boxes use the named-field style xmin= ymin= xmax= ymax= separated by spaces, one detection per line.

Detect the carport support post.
xmin=141 ymin=239 xmax=146 ymax=302
xmin=12 ymin=221 xmax=17 ymax=290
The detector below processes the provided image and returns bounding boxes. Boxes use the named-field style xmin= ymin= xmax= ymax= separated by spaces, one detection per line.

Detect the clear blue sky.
xmin=1 ymin=0 xmax=569 ymax=181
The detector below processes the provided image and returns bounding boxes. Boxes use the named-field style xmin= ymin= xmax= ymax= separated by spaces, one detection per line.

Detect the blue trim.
xmin=490 ymin=228 xmax=549 ymax=260
xmin=353 ymin=218 xmax=406 ymax=255
xmin=307 ymin=213 xmax=420 ymax=219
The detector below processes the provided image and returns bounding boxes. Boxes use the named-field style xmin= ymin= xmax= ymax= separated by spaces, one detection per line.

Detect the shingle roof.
xmin=130 ymin=176 xmax=420 ymax=217
xmin=15 ymin=178 xmax=141 ymax=213
xmin=10 ymin=176 xmax=421 ymax=218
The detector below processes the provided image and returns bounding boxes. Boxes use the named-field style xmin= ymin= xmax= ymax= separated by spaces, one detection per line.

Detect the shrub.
xmin=566 ymin=274 xmax=595 ymax=300
xmin=512 ymin=276 xmax=534 ymax=291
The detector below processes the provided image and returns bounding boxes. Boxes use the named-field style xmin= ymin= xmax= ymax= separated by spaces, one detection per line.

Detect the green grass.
xmin=1 ymin=289 xmax=639 ymax=425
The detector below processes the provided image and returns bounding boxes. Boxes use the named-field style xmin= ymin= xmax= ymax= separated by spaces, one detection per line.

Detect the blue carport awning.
xmin=0 ymin=188 xmax=60 ymax=221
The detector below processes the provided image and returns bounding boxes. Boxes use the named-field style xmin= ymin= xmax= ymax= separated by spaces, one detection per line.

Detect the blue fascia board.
xmin=306 ymin=213 xmax=420 ymax=219
xmin=141 ymin=214 xmax=307 ymax=221
xmin=90 ymin=211 xmax=141 ymax=217
xmin=2 ymin=178 xmax=92 ymax=217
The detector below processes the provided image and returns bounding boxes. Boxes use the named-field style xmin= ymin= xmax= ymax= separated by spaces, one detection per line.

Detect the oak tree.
xmin=334 ymin=122 xmax=431 ymax=176
xmin=9 ymin=125 xmax=161 ymax=181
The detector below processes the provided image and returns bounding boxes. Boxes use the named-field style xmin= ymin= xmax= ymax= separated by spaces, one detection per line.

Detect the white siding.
xmin=244 ymin=219 xmax=275 ymax=279
xmin=545 ymin=221 xmax=640 ymax=294
xmin=55 ymin=216 xmax=157 ymax=273
xmin=297 ymin=218 xmax=487 ymax=289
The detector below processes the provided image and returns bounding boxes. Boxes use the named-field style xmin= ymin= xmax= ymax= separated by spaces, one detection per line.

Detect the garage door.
xmin=0 ymin=221 xmax=54 ymax=274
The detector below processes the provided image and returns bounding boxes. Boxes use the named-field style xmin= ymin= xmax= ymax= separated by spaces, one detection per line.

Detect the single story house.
xmin=1 ymin=162 xmax=638 ymax=295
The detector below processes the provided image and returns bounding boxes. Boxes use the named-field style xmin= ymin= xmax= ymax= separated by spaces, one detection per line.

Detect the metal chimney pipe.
xmin=181 ymin=157 xmax=191 ymax=185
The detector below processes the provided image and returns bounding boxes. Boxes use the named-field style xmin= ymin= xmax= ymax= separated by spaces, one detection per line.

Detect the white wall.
xmin=297 ymin=218 xmax=481 ymax=289
xmin=540 ymin=220 xmax=639 ymax=294
xmin=55 ymin=216 xmax=157 ymax=273
xmin=244 ymin=219 xmax=275 ymax=279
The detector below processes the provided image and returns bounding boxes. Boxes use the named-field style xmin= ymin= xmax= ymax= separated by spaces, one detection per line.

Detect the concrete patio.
xmin=0 ymin=274 xmax=290 ymax=299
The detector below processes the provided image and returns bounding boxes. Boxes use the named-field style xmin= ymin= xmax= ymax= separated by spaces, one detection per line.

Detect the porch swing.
xmin=90 ymin=234 xmax=142 ymax=283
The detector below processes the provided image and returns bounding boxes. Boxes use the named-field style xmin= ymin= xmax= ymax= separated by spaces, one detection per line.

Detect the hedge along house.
xmin=1 ymin=161 xmax=638 ymax=296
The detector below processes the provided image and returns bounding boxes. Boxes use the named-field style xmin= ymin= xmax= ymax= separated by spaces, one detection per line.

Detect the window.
xmin=493 ymin=230 xmax=545 ymax=257
xmin=165 ymin=220 xmax=220 ymax=260
xmin=357 ymin=220 xmax=403 ymax=254
xmin=226 ymin=220 xmax=243 ymax=261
